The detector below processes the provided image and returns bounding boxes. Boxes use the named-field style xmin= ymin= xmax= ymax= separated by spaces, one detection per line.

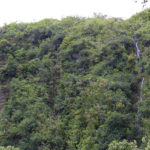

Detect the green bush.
xmin=0 ymin=146 xmax=19 ymax=150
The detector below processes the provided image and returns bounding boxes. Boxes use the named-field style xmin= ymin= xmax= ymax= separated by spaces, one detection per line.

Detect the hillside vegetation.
xmin=0 ymin=9 xmax=150 ymax=150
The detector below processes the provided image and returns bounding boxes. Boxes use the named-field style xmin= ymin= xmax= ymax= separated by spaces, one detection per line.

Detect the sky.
xmin=0 ymin=0 xmax=149 ymax=26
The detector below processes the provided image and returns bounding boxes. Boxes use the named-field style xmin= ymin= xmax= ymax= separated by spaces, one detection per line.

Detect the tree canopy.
xmin=0 ymin=8 xmax=150 ymax=150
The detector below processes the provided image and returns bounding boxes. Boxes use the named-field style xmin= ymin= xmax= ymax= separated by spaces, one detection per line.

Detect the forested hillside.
xmin=0 ymin=9 xmax=150 ymax=150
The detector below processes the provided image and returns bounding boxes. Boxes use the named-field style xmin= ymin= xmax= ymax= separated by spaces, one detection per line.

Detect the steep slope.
xmin=0 ymin=86 xmax=5 ymax=110
xmin=0 ymin=54 xmax=6 ymax=111
xmin=0 ymin=10 xmax=149 ymax=150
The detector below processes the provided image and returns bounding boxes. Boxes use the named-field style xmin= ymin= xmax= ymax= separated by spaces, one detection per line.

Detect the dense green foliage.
xmin=0 ymin=146 xmax=19 ymax=150
xmin=0 ymin=9 xmax=150 ymax=150
xmin=108 ymin=137 xmax=150 ymax=150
